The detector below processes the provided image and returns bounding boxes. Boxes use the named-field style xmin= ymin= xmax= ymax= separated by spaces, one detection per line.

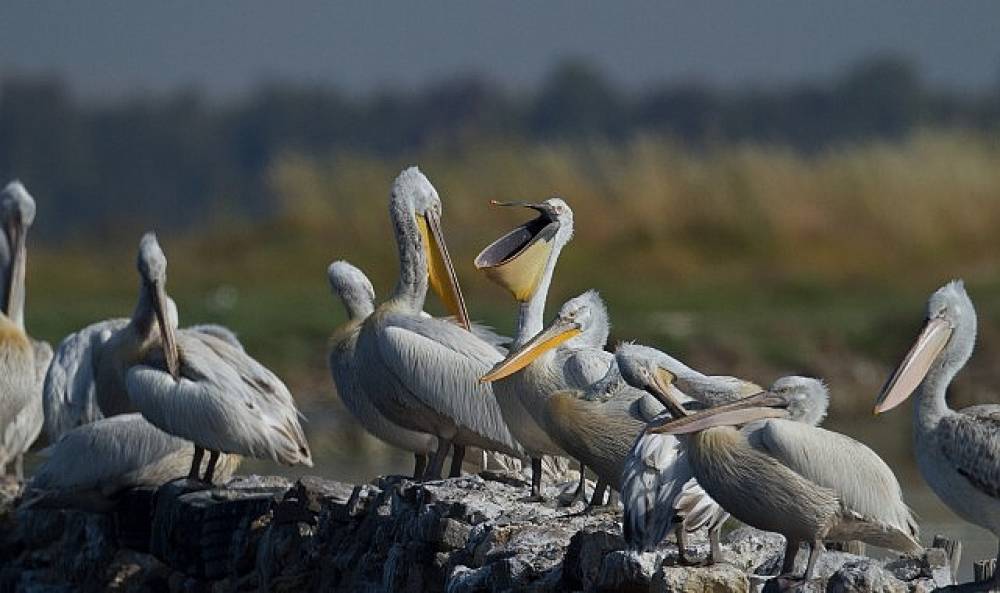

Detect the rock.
xmin=652 ymin=563 xmax=749 ymax=593
xmin=0 ymin=474 xmax=958 ymax=593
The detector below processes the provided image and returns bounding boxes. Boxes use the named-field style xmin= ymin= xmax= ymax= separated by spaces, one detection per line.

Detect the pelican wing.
xmin=748 ymin=419 xmax=919 ymax=539
xmin=42 ymin=318 xmax=128 ymax=440
xmin=378 ymin=313 xmax=522 ymax=453
xmin=127 ymin=331 xmax=311 ymax=466
xmin=562 ymin=347 xmax=615 ymax=389
xmin=938 ymin=405 xmax=1000 ymax=500
xmin=621 ymin=428 xmax=689 ymax=551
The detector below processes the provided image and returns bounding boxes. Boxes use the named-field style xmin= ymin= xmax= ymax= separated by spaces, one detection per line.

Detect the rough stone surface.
xmin=0 ymin=473 xmax=960 ymax=592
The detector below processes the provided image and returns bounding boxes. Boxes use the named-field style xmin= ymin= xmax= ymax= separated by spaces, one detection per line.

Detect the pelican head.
xmin=1 ymin=181 xmax=36 ymax=323
xmin=475 ymin=197 xmax=574 ymax=302
xmin=327 ymin=260 xmax=376 ymax=321
xmin=768 ymin=376 xmax=829 ymax=427
xmin=615 ymin=343 xmax=690 ymax=417
xmin=136 ymin=232 xmax=180 ymax=380
xmin=874 ymin=280 xmax=976 ymax=415
xmin=392 ymin=167 xmax=469 ymax=330
xmin=480 ymin=289 xmax=607 ymax=383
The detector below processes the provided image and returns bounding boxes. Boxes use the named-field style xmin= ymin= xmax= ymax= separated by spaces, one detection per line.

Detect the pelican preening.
xmin=0 ymin=181 xmax=49 ymax=479
xmin=478 ymin=199 xmax=611 ymax=502
xmin=646 ymin=370 xmax=920 ymax=579
xmin=874 ymin=281 xmax=1000 ymax=585
xmin=356 ymin=167 xmax=523 ymax=480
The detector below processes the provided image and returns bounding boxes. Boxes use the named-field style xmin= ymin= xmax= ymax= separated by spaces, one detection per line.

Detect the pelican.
xmin=327 ymin=260 xmax=437 ymax=477
xmin=355 ymin=167 xmax=523 ymax=479
xmin=25 ymin=413 xmax=240 ymax=511
xmin=646 ymin=374 xmax=921 ymax=579
xmin=615 ymin=343 xmax=764 ymax=562
xmin=478 ymin=199 xmax=610 ymax=501
xmin=119 ymin=232 xmax=311 ymax=482
xmin=874 ymin=280 xmax=1000 ymax=585
xmin=0 ymin=181 xmax=48 ymax=478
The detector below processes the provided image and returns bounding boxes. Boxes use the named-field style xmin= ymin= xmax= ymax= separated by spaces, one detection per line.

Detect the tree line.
xmin=1 ymin=55 xmax=997 ymax=238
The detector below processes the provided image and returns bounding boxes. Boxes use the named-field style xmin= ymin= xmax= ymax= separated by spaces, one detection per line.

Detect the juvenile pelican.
xmin=26 ymin=413 xmax=240 ymax=511
xmin=648 ymin=376 xmax=921 ymax=579
xmin=0 ymin=181 xmax=44 ymax=477
xmin=356 ymin=167 xmax=523 ymax=479
xmin=122 ymin=233 xmax=311 ymax=482
xmin=874 ymin=280 xmax=1000 ymax=585
xmin=478 ymin=201 xmax=611 ymax=501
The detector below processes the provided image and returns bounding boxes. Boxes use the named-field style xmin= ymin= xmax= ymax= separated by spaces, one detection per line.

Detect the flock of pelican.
xmin=1 ymin=168 xmax=999 ymax=585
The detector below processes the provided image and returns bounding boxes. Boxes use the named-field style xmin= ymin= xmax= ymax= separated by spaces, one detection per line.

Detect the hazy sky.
xmin=3 ymin=1 xmax=999 ymax=99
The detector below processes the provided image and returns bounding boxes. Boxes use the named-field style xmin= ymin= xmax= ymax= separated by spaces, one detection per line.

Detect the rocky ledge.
xmin=0 ymin=473 xmax=961 ymax=593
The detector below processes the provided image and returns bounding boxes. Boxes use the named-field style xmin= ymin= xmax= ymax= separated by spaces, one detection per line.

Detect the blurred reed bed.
xmin=22 ymin=130 xmax=1000 ymax=426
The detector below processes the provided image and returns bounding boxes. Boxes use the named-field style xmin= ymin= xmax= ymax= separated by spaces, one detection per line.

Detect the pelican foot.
xmin=519 ymin=493 xmax=547 ymax=504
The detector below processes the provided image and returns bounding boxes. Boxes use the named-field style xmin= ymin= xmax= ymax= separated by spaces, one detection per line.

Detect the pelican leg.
xmin=188 ymin=445 xmax=205 ymax=480
xmin=203 ymin=450 xmax=220 ymax=484
xmin=803 ymin=540 xmax=824 ymax=580
xmin=448 ymin=444 xmax=465 ymax=478
xmin=781 ymin=539 xmax=800 ymax=576
xmin=560 ymin=463 xmax=589 ymax=506
xmin=520 ymin=457 xmax=546 ymax=502
xmin=991 ymin=540 xmax=1000 ymax=586
xmin=424 ymin=440 xmax=451 ymax=480
xmin=709 ymin=523 xmax=724 ymax=565
xmin=676 ymin=525 xmax=693 ymax=565
xmin=584 ymin=479 xmax=609 ymax=512
xmin=412 ymin=454 xmax=427 ymax=479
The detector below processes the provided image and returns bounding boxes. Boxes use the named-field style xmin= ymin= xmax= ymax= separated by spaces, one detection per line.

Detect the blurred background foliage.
xmin=5 ymin=55 xmax=1000 ymax=483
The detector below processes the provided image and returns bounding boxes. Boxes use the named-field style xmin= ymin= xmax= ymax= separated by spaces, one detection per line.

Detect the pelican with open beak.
xmin=356 ymin=167 xmax=524 ymax=480
xmin=476 ymin=200 xmax=611 ymax=503
xmin=648 ymin=376 xmax=921 ymax=580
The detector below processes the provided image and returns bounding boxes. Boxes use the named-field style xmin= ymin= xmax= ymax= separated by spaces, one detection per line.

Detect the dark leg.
xmin=188 ymin=445 xmax=205 ymax=480
xmin=424 ymin=440 xmax=450 ymax=480
xmin=781 ymin=539 xmax=800 ymax=576
xmin=413 ymin=454 xmax=427 ymax=479
xmin=676 ymin=525 xmax=692 ymax=564
xmin=448 ymin=444 xmax=466 ymax=478
xmin=561 ymin=462 xmax=589 ymax=506
xmin=585 ymin=479 xmax=609 ymax=511
xmin=520 ymin=457 xmax=546 ymax=502
xmin=803 ymin=540 xmax=824 ymax=580
xmin=202 ymin=450 xmax=220 ymax=484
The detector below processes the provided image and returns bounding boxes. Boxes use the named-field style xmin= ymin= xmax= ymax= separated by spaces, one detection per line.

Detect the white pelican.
xmin=648 ymin=376 xmax=921 ymax=579
xmin=26 ymin=413 xmax=240 ymax=511
xmin=477 ymin=200 xmax=611 ymax=501
xmin=327 ymin=260 xmax=437 ymax=477
xmin=355 ymin=167 xmax=523 ymax=479
xmin=874 ymin=280 xmax=1000 ymax=586
xmin=0 ymin=181 xmax=49 ymax=478
xmin=120 ymin=232 xmax=311 ymax=482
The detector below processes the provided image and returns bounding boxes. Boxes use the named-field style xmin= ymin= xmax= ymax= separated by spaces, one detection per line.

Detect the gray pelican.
xmin=355 ymin=167 xmax=523 ymax=479
xmin=327 ymin=260 xmax=437 ymax=477
xmin=615 ymin=343 xmax=763 ymax=562
xmin=478 ymin=199 xmax=610 ymax=501
xmin=120 ymin=232 xmax=311 ymax=482
xmin=874 ymin=280 xmax=1000 ymax=585
xmin=0 ymin=181 xmax=48 ymax=478
xmin=486 ymin=291 xmax=660 ymax=510
xmin=44 ymin=317 xmax=242 ymax=442
xmin=25 ymin=413 xmax=240 ymax=511
xmin=646 ymin=375 xmax=921 ymax=579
